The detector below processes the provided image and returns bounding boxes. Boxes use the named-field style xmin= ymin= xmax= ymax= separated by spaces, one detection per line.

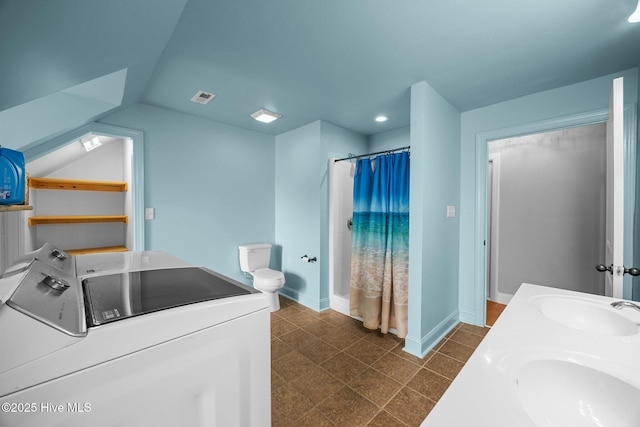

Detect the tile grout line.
xmin=280 ymin=319 xmax=407 ymax=424
xmin=271 ymin=300 xmax=492 ymax=426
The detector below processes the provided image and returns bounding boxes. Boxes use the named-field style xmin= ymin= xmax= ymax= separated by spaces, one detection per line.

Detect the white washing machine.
xmin=0 ymin=247 xmax=271 ymax=427
xmin=74 ymin=250 xmax=193 ymax=278
xmin=1 ymin=243 xmax=75 ymax=278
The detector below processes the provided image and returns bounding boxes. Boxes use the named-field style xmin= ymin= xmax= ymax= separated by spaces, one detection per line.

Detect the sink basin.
xmin=515 ymin=359 xmax=640 ymax=426
xmin=535 ymin=296 xmax=639 ymax=336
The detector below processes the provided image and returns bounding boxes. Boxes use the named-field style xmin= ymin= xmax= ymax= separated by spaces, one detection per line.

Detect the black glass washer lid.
xmin=83 ymin=267 xmax=255 ymax=326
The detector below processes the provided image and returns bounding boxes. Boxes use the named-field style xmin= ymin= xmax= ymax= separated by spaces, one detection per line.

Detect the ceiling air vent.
xmin=191 ymin=90 xmax=216 ymax=105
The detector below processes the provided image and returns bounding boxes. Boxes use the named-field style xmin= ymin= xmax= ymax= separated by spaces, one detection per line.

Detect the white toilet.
xmin=238 ymin=243 xmax=285 ymax=311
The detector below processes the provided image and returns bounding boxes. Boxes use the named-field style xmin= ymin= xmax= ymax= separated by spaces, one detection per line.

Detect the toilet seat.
xmin=253 ymin=268 xmax=285 ymax=289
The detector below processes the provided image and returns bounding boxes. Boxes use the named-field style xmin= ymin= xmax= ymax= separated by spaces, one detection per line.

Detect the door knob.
xmin=624 ymin=267 xmax=640 ymax=276
xmin=595 ymin=264 xmax=640 ymax=276
xmin=595 ymin=264 xmax=612 ymax=273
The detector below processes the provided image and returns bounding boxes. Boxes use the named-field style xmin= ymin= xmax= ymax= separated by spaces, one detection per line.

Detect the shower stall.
xmin=328 ymin=159 xmax=353 ymax=316
xmin=327 ymin=146 xmax=410 ymax=323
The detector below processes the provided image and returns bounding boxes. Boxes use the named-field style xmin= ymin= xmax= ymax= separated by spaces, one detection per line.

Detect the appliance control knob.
xmin=42 ymin=275 xmax=70 ymax=292
xmin=50 ymin=249 xmax=67 ymax=261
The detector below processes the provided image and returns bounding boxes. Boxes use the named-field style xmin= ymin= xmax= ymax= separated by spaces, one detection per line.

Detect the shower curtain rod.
xmin=333 ymin=146 xmax=410 ymax=162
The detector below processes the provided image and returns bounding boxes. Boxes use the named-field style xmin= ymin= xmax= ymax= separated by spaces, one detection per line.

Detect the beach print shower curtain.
xmin=349 ymin=151 xmax=409 ymax=338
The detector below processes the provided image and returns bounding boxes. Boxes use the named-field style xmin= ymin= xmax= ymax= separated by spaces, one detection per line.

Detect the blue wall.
xmin=405 ymin=81 xmax=461 ymax=357
xmin=1 ymin=70 xmax=128 ymax=150
xmin=275 ymin=121 xmax=323 ymax=308
xmin=459 ymin=68 xmax=639 ymax=325
xmin=368 ymin=126 xmax=410 ymax=153
xmin=100 ymin=104 xmax=276 ymax=284
xmin=0 ymin=0 xmax=186 ymax=112
xmin=275 ymin=120 xmax=367 ymax=310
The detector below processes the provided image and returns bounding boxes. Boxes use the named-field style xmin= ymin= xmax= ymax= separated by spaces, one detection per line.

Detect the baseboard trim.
xmin=403 ymin=310 xmax=459 ymax=358
xmin=279 ymin=286 xmax=329 ymax=312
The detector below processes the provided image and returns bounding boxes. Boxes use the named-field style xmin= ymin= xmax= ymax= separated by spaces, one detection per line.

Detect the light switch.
xmin=446 ymin=205 xmax=456 ymax=218
xmin=145 ymin=208 xmax=155 ymax=220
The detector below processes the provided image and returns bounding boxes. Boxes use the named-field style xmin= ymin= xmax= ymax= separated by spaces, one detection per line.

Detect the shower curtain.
xmin=349 ymin=151 xmax=409 ymax=338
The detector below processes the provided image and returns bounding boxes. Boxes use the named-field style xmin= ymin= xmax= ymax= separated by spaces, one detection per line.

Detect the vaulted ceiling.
xmin=1 ymin=0 xmax=640 ymax=140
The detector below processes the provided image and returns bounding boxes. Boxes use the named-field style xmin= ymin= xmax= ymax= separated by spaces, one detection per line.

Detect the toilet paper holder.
xmin=301 ymin=255 xmax=317 ymax=263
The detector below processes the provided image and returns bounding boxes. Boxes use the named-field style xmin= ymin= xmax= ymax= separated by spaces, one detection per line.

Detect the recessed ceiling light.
xmin=375 ymin=115 xmax=389 ymax=123
xmin=629 ymin=0 xmax=640 ymax=23
xmin=191 ymin=90 xmax=216 ymax=105
xmin=251 ymin=109 xmax=282 ymax=123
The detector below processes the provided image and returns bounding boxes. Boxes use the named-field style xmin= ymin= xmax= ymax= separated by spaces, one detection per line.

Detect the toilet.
xmin=238 ymin=243 xmax=285 ymax=311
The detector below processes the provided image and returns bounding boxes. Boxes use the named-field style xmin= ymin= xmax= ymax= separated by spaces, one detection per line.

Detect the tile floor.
xmin=270 ymin=297 xmax=491 ymax=426
xmin=486 ymin=299 xmax=507 ymax=327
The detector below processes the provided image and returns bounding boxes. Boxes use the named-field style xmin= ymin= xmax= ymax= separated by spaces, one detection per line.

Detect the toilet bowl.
xmin=251 ymin=268 xmax=285 ymax=311
xmin=238 ymin=244 xmax=285 ymax=311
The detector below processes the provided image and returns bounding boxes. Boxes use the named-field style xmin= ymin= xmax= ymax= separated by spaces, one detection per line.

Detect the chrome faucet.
xmin=611 ymin=301 xmax=640 ymax=312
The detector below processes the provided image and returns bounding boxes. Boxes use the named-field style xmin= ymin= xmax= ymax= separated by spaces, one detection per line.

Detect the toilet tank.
xmin=238 ymin=243 xmax=272 ymax=272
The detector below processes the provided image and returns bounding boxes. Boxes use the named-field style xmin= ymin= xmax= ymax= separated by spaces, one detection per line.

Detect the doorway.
xmin=21 ymin=123 xmax=145 ymax=252
xmin=486 ymin=124 xmax=607 ymax=305
xmin=474 ymin=103 xmax=637 ymax=327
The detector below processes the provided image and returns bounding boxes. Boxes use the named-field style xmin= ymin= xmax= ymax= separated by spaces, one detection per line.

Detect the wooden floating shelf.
xmin=29 ymin=177 xmax=128 ymax=192
xmin=0 ymin=205 xmax=32 ymax=212
xmin=28 ymin=215 xmax=128 ymax=227
xmin=65 ymin=246 xmax=129 ymax=256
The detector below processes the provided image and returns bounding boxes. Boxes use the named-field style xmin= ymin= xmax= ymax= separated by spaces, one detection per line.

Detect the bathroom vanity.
xmin=421 ymin=283 xmax=640 ymax=426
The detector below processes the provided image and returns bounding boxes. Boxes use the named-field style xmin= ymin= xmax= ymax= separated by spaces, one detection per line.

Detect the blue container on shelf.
xmin=0 ymin=146 xmax=26 ymax=205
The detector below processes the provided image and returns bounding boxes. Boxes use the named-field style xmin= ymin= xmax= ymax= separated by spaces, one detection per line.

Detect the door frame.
xmin=486 ymin=151 xmax=512 ymax=305
xmin=21 ymin=123 xmax=145 ymax=251
xmin=473 ymin=105 xmax=637 ymax=324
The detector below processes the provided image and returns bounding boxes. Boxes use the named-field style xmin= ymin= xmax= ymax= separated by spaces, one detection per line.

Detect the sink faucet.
xmin=611 ymin=301 xmax=640 ymax=312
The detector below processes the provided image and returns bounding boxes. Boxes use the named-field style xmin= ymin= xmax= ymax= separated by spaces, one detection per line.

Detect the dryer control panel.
xmin=5 ymin=260 xmax=85 ymax=336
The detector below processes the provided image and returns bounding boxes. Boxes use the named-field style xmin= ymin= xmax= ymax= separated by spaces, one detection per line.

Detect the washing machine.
xmin=0 ymin=248 xmax=271 ymax=427
xmin=74 ymin=250 xmax=193 ymax=279
xmin=1 ymin=243 xmax=75 ymax=278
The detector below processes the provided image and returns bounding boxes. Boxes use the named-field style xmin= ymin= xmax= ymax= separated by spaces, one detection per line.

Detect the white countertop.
xmin=421 ymin=283 xmax=640 ymax=426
